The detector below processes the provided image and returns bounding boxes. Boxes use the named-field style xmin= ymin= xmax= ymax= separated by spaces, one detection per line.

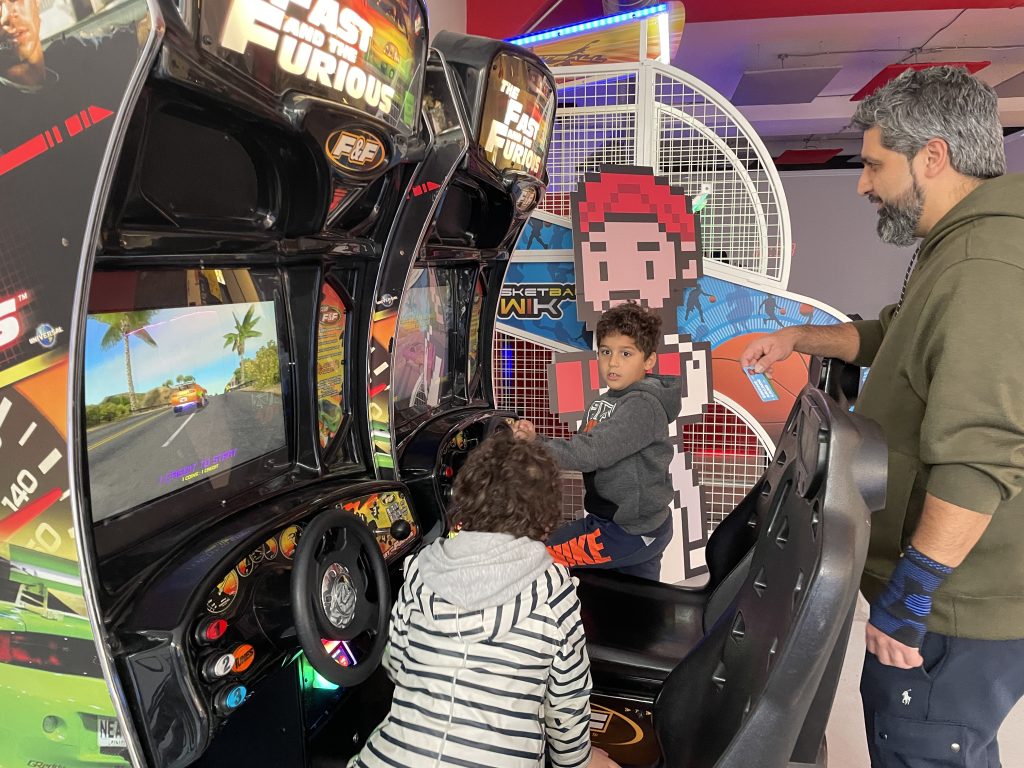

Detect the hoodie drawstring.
xmin=433 ymin=609 xmax=471 ymax=768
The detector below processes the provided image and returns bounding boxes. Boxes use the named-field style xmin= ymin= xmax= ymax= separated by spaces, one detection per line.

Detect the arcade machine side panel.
xmin=390 ymin=34 xmax=557 ymax=530
xmin=0 ymin=0 xmax=160 ymax=765
xmin=364 ymin=47 xmax=473 ymax=481
xmin=53 ymin=1 xmax=432 ymax=765
xmin=469 ymin=43 xmax=558 ymax=408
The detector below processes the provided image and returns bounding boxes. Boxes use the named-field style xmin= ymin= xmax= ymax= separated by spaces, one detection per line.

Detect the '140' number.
xmin=2 ymin=469 xmax=38 ymax=512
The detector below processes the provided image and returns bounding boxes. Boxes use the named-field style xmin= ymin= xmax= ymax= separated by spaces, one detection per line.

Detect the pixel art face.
xmin=572 ymin=166 xmax=701 ymax=328
xmin=581 ymin=218 xmax=687 ymax=311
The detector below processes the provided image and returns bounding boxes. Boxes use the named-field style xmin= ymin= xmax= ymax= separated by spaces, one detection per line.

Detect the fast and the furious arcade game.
xmin=0 ymin=0 xmax=554 ymax=764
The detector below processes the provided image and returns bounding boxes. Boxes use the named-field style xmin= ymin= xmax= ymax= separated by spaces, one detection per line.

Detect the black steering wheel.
xmin=290 ymin=510 xmax=390 ymax=686
xmin=481 ymin=413 xmax=514 ymax=442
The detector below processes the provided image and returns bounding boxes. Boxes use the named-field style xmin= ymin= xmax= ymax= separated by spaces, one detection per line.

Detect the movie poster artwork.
xmin=317 ymin=283 xmax=348 ymax=448
xmin=0 ymin=0 xmax=153 ymax=761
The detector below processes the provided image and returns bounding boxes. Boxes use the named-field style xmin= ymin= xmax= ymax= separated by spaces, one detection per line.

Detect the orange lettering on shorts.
xmin=548 ymin=530 xmax=612 ymax=567
xmin=548 ymin=542 xmax=573 ymax=566
xmin=568 ymin=537 xmax=594 ymax=565
xmin=586 ymin=530 xmax=611 ymax=564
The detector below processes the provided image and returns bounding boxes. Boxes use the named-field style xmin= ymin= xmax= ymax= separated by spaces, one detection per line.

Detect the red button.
xmin=202 ymin=619 xmax=228 ymax=642
xmin=443 ymin=466 xmax=453 ymax=478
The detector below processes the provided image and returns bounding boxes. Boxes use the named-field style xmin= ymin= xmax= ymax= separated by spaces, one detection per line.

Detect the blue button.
xmin=225 ymin=685 xmax=247 ymax=709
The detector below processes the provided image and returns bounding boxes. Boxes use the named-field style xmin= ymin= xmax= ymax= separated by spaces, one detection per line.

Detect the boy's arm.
xmin=545 ymin=586 xmax=593 ymax=768
xmin=543 ymin=396 xmax=661 ymax=473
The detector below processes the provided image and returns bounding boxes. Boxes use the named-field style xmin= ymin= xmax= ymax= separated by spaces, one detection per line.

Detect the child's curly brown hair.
xmin=595 ymin=301 xmax=662 ymax=357
xmin=451 ymin=433 xmax=562 ymax=541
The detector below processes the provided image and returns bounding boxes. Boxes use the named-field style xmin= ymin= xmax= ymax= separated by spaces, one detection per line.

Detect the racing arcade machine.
xmin=4 ymin=0 xmax=554 ymax=765
xmin=83 ymin=0 xmax=434 ymax=764
xmin=388 ymin=33 xmax=557 ymax=532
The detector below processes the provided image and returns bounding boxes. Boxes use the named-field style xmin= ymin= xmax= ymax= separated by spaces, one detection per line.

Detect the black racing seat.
xmin=577 ymin=359 xmax=869 ymax=694
xmin=601 ymin=384 xmax=886 ymax=768
xmin=576 ymin=400 xmax=801 ymax=692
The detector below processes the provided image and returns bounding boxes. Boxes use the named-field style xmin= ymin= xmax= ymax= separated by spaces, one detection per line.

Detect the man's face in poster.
xmin=0 ymin=0 xmax=44 ymax=86
xmin=580 ymin=217 xmax=697 ymax=314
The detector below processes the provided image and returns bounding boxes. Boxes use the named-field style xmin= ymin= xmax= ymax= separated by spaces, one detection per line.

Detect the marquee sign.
xmin=479 ymin=52 xmax=554 ymax=180
xmin=202 ymin=0 xmax=426 ymax=131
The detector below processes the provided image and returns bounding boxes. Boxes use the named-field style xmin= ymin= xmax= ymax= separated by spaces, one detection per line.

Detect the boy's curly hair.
xmin=596 ymin=301 xmax=662 ymax=357
xmin=451 ymin=433 xmax=562 ymax=541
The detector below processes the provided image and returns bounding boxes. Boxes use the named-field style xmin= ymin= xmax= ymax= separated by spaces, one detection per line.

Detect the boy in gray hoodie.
xmin=515 ymin=302 xmax=681 ymax=581
xmin=349 ymin=435 xmax=618 ymax=768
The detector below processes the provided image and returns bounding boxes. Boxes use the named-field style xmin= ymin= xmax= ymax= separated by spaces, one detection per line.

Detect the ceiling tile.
xmin=995 ymin=71 xmax=1024 ymax=98
xmin=731 ymin=67 xmax=842 ymax=105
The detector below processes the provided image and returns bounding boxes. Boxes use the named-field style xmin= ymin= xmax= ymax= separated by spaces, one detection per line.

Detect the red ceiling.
xmin=774 ymin=148 xmax=843 ymax=165
xmin=850 ymin=61 xmax=991 ymax=100
xmin=467 ymin=0 xmax=1021 ymax=41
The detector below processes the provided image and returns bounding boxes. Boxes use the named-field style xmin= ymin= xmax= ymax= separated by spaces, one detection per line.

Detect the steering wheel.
xmin=481 ymin=413 xmax=514 ymax=442
xmin=290 ymin=510 xmax=390 ymax=686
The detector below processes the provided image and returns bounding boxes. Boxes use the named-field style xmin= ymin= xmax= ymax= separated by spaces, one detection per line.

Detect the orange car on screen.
xmin=171 ymin=381 xmax=209 ymax=415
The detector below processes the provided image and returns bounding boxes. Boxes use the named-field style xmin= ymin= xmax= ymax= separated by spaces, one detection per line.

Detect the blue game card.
xmin=744 ymin=367 xmax=780 ymax=402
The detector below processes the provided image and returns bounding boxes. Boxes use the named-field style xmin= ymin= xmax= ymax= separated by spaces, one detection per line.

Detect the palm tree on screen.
xmin=223 ymin=305 xmax=262 ymax=386
xmin=93 ymin=311 xmax=158 ymax=411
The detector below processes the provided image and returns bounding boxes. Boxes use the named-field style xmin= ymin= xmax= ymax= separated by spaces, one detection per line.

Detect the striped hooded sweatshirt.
xmin=349 ymin=532 xmax=593 ymax=768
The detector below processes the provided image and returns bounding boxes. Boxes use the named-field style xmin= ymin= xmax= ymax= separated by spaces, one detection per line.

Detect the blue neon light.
xmin=506 ymin=4 xmax=669 ymax=47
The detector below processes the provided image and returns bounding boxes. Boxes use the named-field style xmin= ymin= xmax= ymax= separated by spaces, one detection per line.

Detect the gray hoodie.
xmin=543 ymin=374 xmax=682 ymax=534
xmin=350 ymin=532 xmax=594 ymax=768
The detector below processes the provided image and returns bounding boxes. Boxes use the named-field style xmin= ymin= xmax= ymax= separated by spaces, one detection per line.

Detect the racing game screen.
xmin=392 ymin=268 xmax=454 ymax=428
xmin=84 ymin=278 xmax=287 ymax=521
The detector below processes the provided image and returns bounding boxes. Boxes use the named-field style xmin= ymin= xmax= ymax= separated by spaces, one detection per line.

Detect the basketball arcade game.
xmin=0 ymin=0 xmax=554 ymax=764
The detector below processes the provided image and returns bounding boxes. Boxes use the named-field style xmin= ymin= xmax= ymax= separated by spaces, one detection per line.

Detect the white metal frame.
xmin=541 ymin=58 xmax=793 ymax=289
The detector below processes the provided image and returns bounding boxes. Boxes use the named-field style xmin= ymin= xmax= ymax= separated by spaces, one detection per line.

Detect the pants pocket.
xmin=915 ymin=633 xmax=949 ymax=681
xmin=872 ymin=713 xmax=972 ymax=767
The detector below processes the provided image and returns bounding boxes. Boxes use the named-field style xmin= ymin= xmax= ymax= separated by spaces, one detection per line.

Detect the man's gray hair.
xmin=852 ymin=66 xmax=1005 ymax=180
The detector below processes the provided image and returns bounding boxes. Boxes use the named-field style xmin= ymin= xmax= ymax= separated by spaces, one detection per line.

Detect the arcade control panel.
xmin=121 ymin=487 xmax=419 ymax=755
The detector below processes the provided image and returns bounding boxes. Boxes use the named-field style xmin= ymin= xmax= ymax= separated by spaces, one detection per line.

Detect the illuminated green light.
xmin=311 ymin=670 xmax=340 ymax=691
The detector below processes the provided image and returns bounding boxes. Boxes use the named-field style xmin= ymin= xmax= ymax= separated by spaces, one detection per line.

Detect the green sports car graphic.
xmin=0 ymin=547 xmax=127 ymax=768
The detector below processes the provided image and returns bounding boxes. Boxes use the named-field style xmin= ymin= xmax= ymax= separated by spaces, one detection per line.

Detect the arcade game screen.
xmin=83 ymin=270 xmax=287 ymax=521
xmin=392 ymin=267 xmax=455 ymax=424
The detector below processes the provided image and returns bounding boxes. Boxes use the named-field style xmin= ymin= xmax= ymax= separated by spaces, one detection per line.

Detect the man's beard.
xmin=872 ymin=177 xmax=924 ymax=247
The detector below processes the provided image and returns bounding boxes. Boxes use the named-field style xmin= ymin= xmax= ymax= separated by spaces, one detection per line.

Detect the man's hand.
xmin=513 ymin=419 xmax=536 ymax=441
xmin=738 ymin=328 xmax=798 ymax=374
xmin=865 ymin=622 xmax=924 ymax=669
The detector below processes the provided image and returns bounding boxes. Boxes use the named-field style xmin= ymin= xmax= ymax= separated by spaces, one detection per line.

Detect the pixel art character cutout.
xmin=547 ymin=166 xmax=714 ymax=579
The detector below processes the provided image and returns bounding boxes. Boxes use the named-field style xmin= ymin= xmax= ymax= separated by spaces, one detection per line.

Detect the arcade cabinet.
xmin=0 ymin=0 xmax=554 ymax=763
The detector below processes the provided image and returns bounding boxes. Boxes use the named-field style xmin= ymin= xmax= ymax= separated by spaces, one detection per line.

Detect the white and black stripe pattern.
xmin=350 ymin=557 xmax=593 ymax=768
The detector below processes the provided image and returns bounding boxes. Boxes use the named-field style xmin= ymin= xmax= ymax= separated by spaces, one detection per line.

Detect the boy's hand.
xmin=587 ymin=747 xmax=620 ymax=768
xmin=513 ymin=419 xmax=536 ymax=441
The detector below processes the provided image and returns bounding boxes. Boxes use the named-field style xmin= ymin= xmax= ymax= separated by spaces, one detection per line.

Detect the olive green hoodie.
xmin=852 ymin=173 xmax=1024 ymax=639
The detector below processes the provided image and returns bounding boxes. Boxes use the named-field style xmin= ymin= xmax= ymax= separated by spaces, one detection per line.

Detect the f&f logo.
xmin=325 ymin=128 xmax=387 ymax=174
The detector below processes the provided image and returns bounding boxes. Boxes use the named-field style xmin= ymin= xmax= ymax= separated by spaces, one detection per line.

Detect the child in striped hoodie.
xmin=349 ymin=434 xmax=617 ymax=768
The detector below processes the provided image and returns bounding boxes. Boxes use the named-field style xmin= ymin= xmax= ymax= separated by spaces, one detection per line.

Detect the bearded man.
xmin=741 ymin=66 xmax=1024 ymax=767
